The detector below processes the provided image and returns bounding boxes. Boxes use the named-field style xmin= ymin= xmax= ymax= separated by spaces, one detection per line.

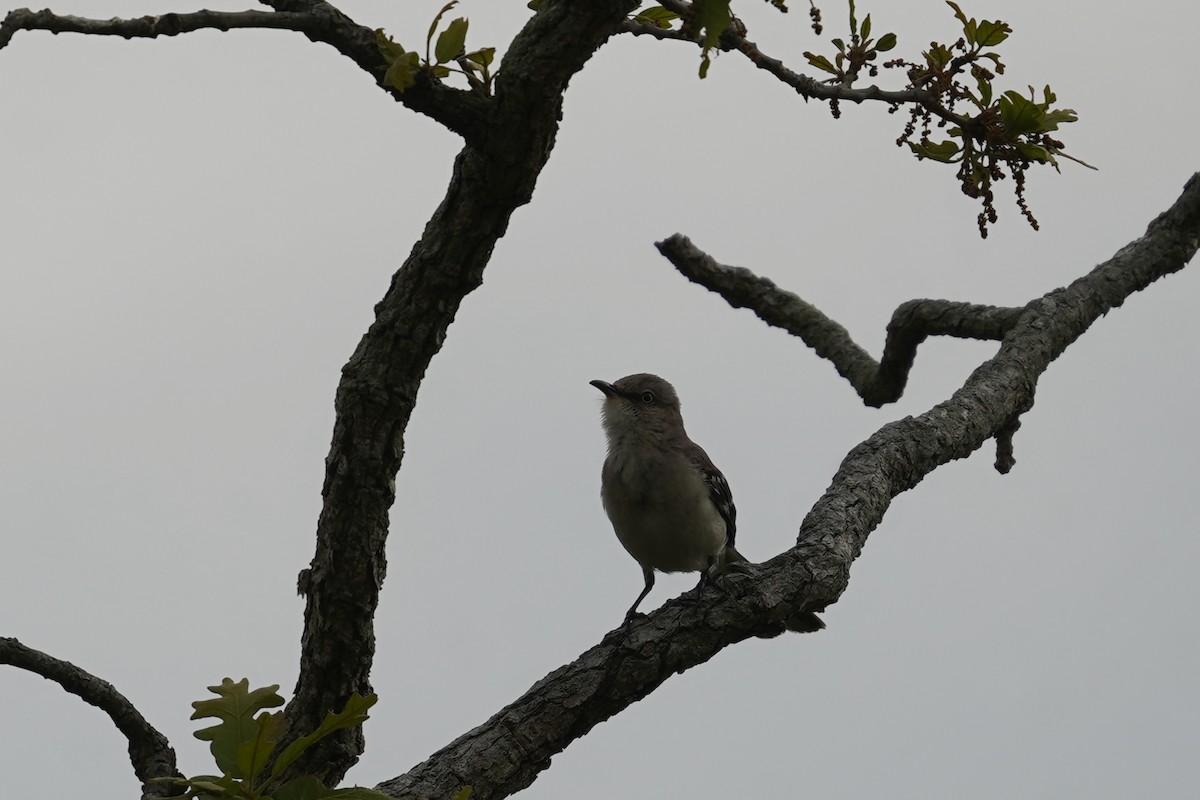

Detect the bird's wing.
xmin=682 ymin=440 xmax=737 ymax=548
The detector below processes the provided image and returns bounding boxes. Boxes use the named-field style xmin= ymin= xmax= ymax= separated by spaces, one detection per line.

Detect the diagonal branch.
xmin=657 ymin=233 xmax=1024 ymax=407
xmin=0 ymin=637 xmax=180 ymax=798
xmin=280 ymin=0 xmax=641 ymax=787
xmin=0 ymin=4 xmax=488 ymax=140
xmin=378 ymin=173 xmax=1200 ymax=800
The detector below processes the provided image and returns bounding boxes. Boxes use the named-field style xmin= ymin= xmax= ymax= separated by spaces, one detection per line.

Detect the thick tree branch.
xmin=282 ymin=0 xmax=640 ymax=786
xmin=0 ymin=7 xmax=312 ymax=45
xmin=377 ymin=174 xmax=1200 ymax=800
xmin=0 ymin=4 xmax=488 ymax=140
xmin=657 ymin=233 xmax=1024 ymax=407
xmin=0 ymin=637 xmax=180 ymax=799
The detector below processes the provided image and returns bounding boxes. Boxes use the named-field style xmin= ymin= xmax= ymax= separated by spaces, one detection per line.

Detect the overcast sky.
xmin=2 ymin=1 xmax=1198 ymax=798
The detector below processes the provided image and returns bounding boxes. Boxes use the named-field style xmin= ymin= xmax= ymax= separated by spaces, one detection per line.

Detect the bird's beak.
xmin=590 ymin=379 xmax=617 ymax=398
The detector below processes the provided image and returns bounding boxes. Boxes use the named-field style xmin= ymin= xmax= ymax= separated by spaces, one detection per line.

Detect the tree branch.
xmin=650 ymin=0 xmax=964 ymax=126
xmin=0 ymin=7 xmax=313 ymax=46
xmin=376 ymin=173 xmax=1200 ymax=800
xmin=657 ymin=233 xmax=1024 ymax=407
xmin=281 ymin=0 xmax=641 ymax=786
xmin=0 ymin=637 xmax=180 ymax=799
xmin=617 ymin=18 xmax=693 ymax=42
xmin=0 ymin=4 xmax=488 ymax=140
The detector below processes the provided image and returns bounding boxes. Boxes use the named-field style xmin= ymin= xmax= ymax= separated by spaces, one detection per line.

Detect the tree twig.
xmin=650 ymin=0 xmax=964 ymax=126
xmin=656 ymin=233 xmax=1025 ymax=407
xmin=0 ymin=637 xmax=180 ymax=798
xmin=0 ymin=4 xmax=488 ymax=140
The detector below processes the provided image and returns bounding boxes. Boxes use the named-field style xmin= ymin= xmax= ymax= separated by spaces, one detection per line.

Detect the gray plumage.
xmin=591 ymin=373 xmax=743 ymax=620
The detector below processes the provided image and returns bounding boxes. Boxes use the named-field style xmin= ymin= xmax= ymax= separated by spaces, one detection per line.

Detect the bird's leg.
xmin=695 ymin=560 xmax=736 ymax=601
xmin=624 ymin=566 xmax=655 ymax=623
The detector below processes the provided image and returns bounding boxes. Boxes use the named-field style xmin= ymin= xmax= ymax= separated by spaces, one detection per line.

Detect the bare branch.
xmin=0 ymin=637 xmax=180 ymax=798
xmin=656 ymin=233 xmax=1024 ymax=407
xmin=0 ymin=4 xmax=488 ymax=140
xmin=380 ymin=173 xmax=1200 ymax=800
xmin=0 ymin=7 xmax=313 ymax=47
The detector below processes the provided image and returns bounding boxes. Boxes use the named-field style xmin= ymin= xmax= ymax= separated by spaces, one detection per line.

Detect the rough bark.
xmin=0 ymin=637 xmax=180 ymax=799
xmin=284 ymin=0 xmax=641 ymax=785
xmin=376 ymin=176 xmax=1199 ymax=800
xmin=3 ymin=1 xmax=1197 ymax=798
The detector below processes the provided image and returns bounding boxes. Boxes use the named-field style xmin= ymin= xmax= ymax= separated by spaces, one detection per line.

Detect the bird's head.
xmin=590 ymin=373 xmax=683 ymax=445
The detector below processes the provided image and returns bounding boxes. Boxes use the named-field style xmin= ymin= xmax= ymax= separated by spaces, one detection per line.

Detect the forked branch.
xmin=656 ymin=233 xmax=1024 ymax=407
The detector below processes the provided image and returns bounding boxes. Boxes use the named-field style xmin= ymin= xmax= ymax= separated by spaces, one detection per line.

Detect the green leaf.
xmin=974 ymin=19 xmax=1009 ymax=46
xmin=1041 ymin=107 xmax=1078 ymax=130
xmin=235 ymin=711 xmax=285 ymax=786
xmin=1016 ymin=142 xmax=1057 ymax=166
xmin=426 ymin=1 xmax=458 ymax=60
xmin=803 ymin=51 xmax=838 ymax=75
xmin=527 ymin=0 xmax=542 ymax=9
xmin=692 ymin=0 xmax=732 ymax=50
xmin=273 ymin=776 xmax=330 ymax=800
xmin=976 ymin=74 xmax=992 ymax=106
xmin=191 ymin=679 xmax=285 ymax=778
xmin=435 ymin=17 xmax=469 ymax=64
xmin=925 ymin=43 xmax=952 ymax=69
xmin=875 ymin=32 xmax=897 ymax=52
xmin=383 ymin=51 xmax=421 ymax=93
xmin=190 ymin=779 xmax=235 ymax=797
xmin=998 ymin=90 xmax=1044 ymax=137
xmin=945 ymin=0 xmax=969 ymax=27
xmin=374 ymin=29 xmax=407 ymax=63
xmin=908 ymin=139 xmax=961 ymax=163
xmin=268 ymin=694 xmax=379 ymax=783
xmin=691 ymin=0 xmax=731 ymax=79
xmin=432 ymin=65 xmax=451 ymax=78
xmin=860 ymin=14 xmax=871 ymax=40
xmin=463 ymin=47 xmax=494 ymax=68
xmin=633 ymin=7 xmax=679 ymax=28
xmin=450 ymin=788 xmax=473 ymax=800
xmin=272 ymin=775 xmax=394 ymax=800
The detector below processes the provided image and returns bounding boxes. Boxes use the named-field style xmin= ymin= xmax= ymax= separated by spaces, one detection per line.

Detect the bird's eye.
xmin=640 ymin=391 xmax=655 ymax=404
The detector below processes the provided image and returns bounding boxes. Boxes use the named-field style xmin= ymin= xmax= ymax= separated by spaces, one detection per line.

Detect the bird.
xmin=590 ymin=373 xmax=744 ymax=621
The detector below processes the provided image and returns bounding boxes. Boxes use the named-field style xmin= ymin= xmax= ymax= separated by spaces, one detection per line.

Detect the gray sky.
xmin=2 ymin=1 xmax=1197 ymax=798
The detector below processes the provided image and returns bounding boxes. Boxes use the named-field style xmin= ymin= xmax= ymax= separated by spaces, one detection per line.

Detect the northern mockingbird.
xmin=591 ymin=373 xmax=744 ymax=621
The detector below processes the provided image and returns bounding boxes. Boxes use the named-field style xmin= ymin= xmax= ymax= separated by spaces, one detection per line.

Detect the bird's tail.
xmin=722 ymin=544 xmax=747 ymax=568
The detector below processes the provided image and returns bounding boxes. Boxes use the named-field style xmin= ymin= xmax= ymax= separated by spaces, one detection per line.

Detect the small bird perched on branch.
xmin=591 ymin=373 xmax=744 ymax=621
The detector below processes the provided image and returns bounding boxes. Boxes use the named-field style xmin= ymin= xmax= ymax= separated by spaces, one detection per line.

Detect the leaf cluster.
xmin=803 ymin=0 xmax=896 ymax=83
xmin=887 ymin=1 xmax=1093 ymax=235
xmin=631 ymin=1 xmax=789 ymax=78
xmin=153 ymin=679 xmax=394 ymax=800
xmin=377 ymin=1 xmax=495 ymax=96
